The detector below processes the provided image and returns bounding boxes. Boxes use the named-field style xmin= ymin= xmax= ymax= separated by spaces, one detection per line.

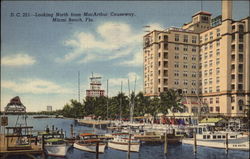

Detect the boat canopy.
xmin=199 ymin=117 xmax=226 ymax=126
xmin=80 ymin=133 xmax=96 ymax=136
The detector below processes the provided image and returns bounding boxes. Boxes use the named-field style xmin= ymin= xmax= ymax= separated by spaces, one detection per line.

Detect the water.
xmin=1 ymin=115 xmax=249 ymax=159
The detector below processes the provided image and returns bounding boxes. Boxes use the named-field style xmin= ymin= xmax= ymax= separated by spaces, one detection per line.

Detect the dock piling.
xmin=164 ymin=132 xmax=168 ymax=155
xmin=225 ymin=133 xmax=228 ymax=154
xmin=193 ymin=132 xmax=197 ymax=154
xmin=70 ymin=124 xmax=74 ymax=138
xmin=96 ymin=141 xmax=99 ymax=159
xmin=127 ymin=134 xmax=131 ymax=159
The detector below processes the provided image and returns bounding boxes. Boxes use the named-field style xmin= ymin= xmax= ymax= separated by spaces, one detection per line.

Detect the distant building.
xmin=143 ymin=0 xmax=250 ymax=116
xmin=86 ymin=73 xmax=105 ymax=97
xmin=47 ymin=106 xmax=52 ymax=112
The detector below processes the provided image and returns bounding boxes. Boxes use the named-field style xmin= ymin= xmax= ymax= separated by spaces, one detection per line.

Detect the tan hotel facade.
xmin=143 ymin=0 xmax=250 ymax=116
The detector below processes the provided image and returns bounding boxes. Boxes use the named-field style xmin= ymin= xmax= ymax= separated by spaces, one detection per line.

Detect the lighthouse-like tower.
xmin=86 ymin=73 xmax=105 ymax=97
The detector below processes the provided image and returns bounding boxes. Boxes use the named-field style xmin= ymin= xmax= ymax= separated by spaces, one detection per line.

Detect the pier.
xmin=0 ymin=134 xmax=44 ymax=159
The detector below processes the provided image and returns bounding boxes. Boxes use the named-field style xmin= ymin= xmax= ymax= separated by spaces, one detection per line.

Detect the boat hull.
xmin=108 ymin=141 xmax=140 ymax=152
xmin=182 ymin=138 xmax=249 ymax=150
xmin=45 ymin=144 xmax=71 ymax=157
xmin=73 ymin=142 xmax=106 ymax=153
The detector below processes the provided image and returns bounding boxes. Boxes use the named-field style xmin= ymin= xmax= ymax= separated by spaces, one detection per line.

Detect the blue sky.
xmin=1 ymin=1 xmax=249 ymax=112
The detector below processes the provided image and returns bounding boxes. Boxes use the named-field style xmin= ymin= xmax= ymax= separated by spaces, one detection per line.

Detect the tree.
xmin=159 ymin=89 xmax=185 ymax=114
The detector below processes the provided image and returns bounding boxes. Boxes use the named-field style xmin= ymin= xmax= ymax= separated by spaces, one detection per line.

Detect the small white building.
xmin=47 ymin=105 xmax=52 ymax=112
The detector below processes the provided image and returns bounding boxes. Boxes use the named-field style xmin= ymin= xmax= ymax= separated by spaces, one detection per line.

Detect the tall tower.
xmin=86 ymin=73 xmax=105 ymax=97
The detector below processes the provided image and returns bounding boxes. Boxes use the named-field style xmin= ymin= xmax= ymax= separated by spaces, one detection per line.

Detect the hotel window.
xmin=158 ymin=43 xmax=161 ymax=49
xmin=239 ymin=74 xmax=243 ymax=82
xmin=238 ymin=84 xmax=243 ymax=90
xmin=192 ymin=72 xmax=196 ymax=77
xmin=204 ymin=70 xmax=208 ymax=76
xmin=158 ymin=61 xmax=161 ymax=66
xmin=204 ymin=98 xmax=207 ymax=104
xmin=216 ymin=49 xmax=220 ymax=56
xmin=209 ymin=78 xmax=212 ymax=84
xmin=205 ymin=44 xmax=208 ymax=50
xmin=192 ymin=80 xmax=196 ymax=86
xmin=209 ymin=32 xmax=213 ymax=40
xmin=209 ymin=60 xmax=213 ymax=67
xmin=209 ymin=51 xmax=213 ymax=58
xmin=216 ymin=97 xmax=219 ymax=104
xmin=192 ymin=46 xmax=196 ymax=52
xmin=216 ymin=58 xmax=220 ymax=65
xmin=184 ymin=35 xmax=188 ymax=43
xmin=174 ymin=79 xmax=179 ymax=85
xmin=164 ymin=52 xmax=168 ymax=59
xmin=204 ymin=88 xmax=208 ymax=93
xmin=204 ymin=79 xmax=208 ymax=85
xmin=209 ymin=69 xmax=212 ymax=75
xmin=175 ymin=34 xmax=179 ymax=41
xmin=183 ymin=89 xmax=188 ymax=94
xmin=175 ymin=44 xmax=179 ymax=50
xmin=183 ymin=54 xmax=188 ymax=60
xmin=192 ymin=55 xmax=196 ymax=61
xmin=216 ymin=28 xmax=220 ymax=37
xmin=174 ymin=70 xmax=179 ymax=76
xmin=192 ymin=36 xmax=197 ymax=43
xmin=164 ymin=79 xmax=168 ymax=85
xmin=239 ymin=34 xmax=243 ymax=42
xmin=164 ymin=61 xmax=168 ymax=68
xmin=205 ymin=34 xmax=208 ymax=41
xmin=164 ymin=43 xmax=168 ymax=50
xmin=200 ymin=36 xmax=203 ymax=43
xmin=164 ymin=35 xmax=168 ymax=41
xmin=239 ymin=44 xmax=243 ymax=52
xmin=183 ymin=63 xmax=188 ymax=69
xmin=174 ymin=62 xmax=179 ymax=68
xmin=164 ymin=70 xmax=168 ymax=76
xmin=204 ymin=61 xmax=208 ymax=68
xmin=183 ymin=71 xmax=188 ymax=77
xmin=204 ymin=52 xmax=208 ymax=59
xmin=191 ymin=89 xmax=196 ymax=94
xmin=209 ymin=107 xmax=214 ymax=112
xmin=216 ymin=40 xmax=220 ymax=47
xmin=216 ymin=68 xmax=220 ymax=75
xmin=209 ymin=43 xmax=213 ymax=49
xmin=231 ymin=96 xmax=235 ymax=103
xmin=183 ymin=45 xmax=188 ymax=51
xmin=216 ymin=86 xmax=220 ymax=92
xmin=239 ymin=25 xmax=244 ymax=32
xmin=174 ymin=53 xmax=179 ymax=59
xmin=216 ymin=107 xmax=220 ymax=112
xmin=210 ymin=98 xmax=213 ymax=104
xmin=158 ymin=70 xmax=161 ymax=75
xmin=199 ymin=55 xmax=202 ymax=60
xmin=158 ymin=52 xmax=161 ymax=58
xmin=192 ymin=64 xmax=196 ymax=69
xmin=183 ymin=80 xmax=188 ymax=85
xmin=158 ymin=36 xmax=161 ymax=40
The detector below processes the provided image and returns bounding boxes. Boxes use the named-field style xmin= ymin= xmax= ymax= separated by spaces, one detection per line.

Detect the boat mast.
xmin=106 ymin=79 xmax=109 ymax=120
xmin=119 ymin=81 xmax=123 ymax=122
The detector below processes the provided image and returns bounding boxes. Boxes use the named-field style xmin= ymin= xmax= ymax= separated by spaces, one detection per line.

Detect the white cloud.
xmin=2 ymin=79 xmax=73 ymax=94
xmin=57 ymin=22 xmax=163 ymax=67
xmin=2 ymin=53 xmax=36 ymax=66
xmin=119 ymin=51 xmax=143 ymax=66
xmin=56 ymin=22 xmax=142 ymax=64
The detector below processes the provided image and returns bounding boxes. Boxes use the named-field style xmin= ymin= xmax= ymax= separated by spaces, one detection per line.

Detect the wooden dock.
xmin=0 ymin=134 xmax=44 ymax=159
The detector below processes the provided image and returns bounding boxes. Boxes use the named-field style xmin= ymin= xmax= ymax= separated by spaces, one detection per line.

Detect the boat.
xmin=73 ymin=133 xmax=106 ymax=153
xmin=108 ymin=133 xmax=140 ymax=152
xmin=44 ymin=138 xmax=71 ymax=157
xmin=38 ymin=129 xmax=71 ymax=157
xmin=182 ymin=130 xmax=249 ymax=150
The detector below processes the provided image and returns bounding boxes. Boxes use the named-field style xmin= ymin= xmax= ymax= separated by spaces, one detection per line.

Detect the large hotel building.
xmin=143 ymin=0 xmax=250 ymax=116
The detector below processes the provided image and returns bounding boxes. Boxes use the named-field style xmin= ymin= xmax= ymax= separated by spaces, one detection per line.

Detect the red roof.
xmin=192 ymin=11 xmax=212 ymax=17
xmin=80 ymin=133 xmax=96 ymax=136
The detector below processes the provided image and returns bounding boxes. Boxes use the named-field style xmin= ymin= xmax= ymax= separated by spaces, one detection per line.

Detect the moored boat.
xmin=44 ymin=138 xmax=71 ymax=157
xmin=182 ymin=131 xmax=249 ymax=150
xmin=108 ymin=133 xmax=140 ymax=152
xmin=73 ymin=133 xmax=106 ymax=153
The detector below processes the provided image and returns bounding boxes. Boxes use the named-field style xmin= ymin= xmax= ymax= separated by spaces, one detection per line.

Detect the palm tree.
xmin=159 ymin=89 xmax=185 ymax=114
